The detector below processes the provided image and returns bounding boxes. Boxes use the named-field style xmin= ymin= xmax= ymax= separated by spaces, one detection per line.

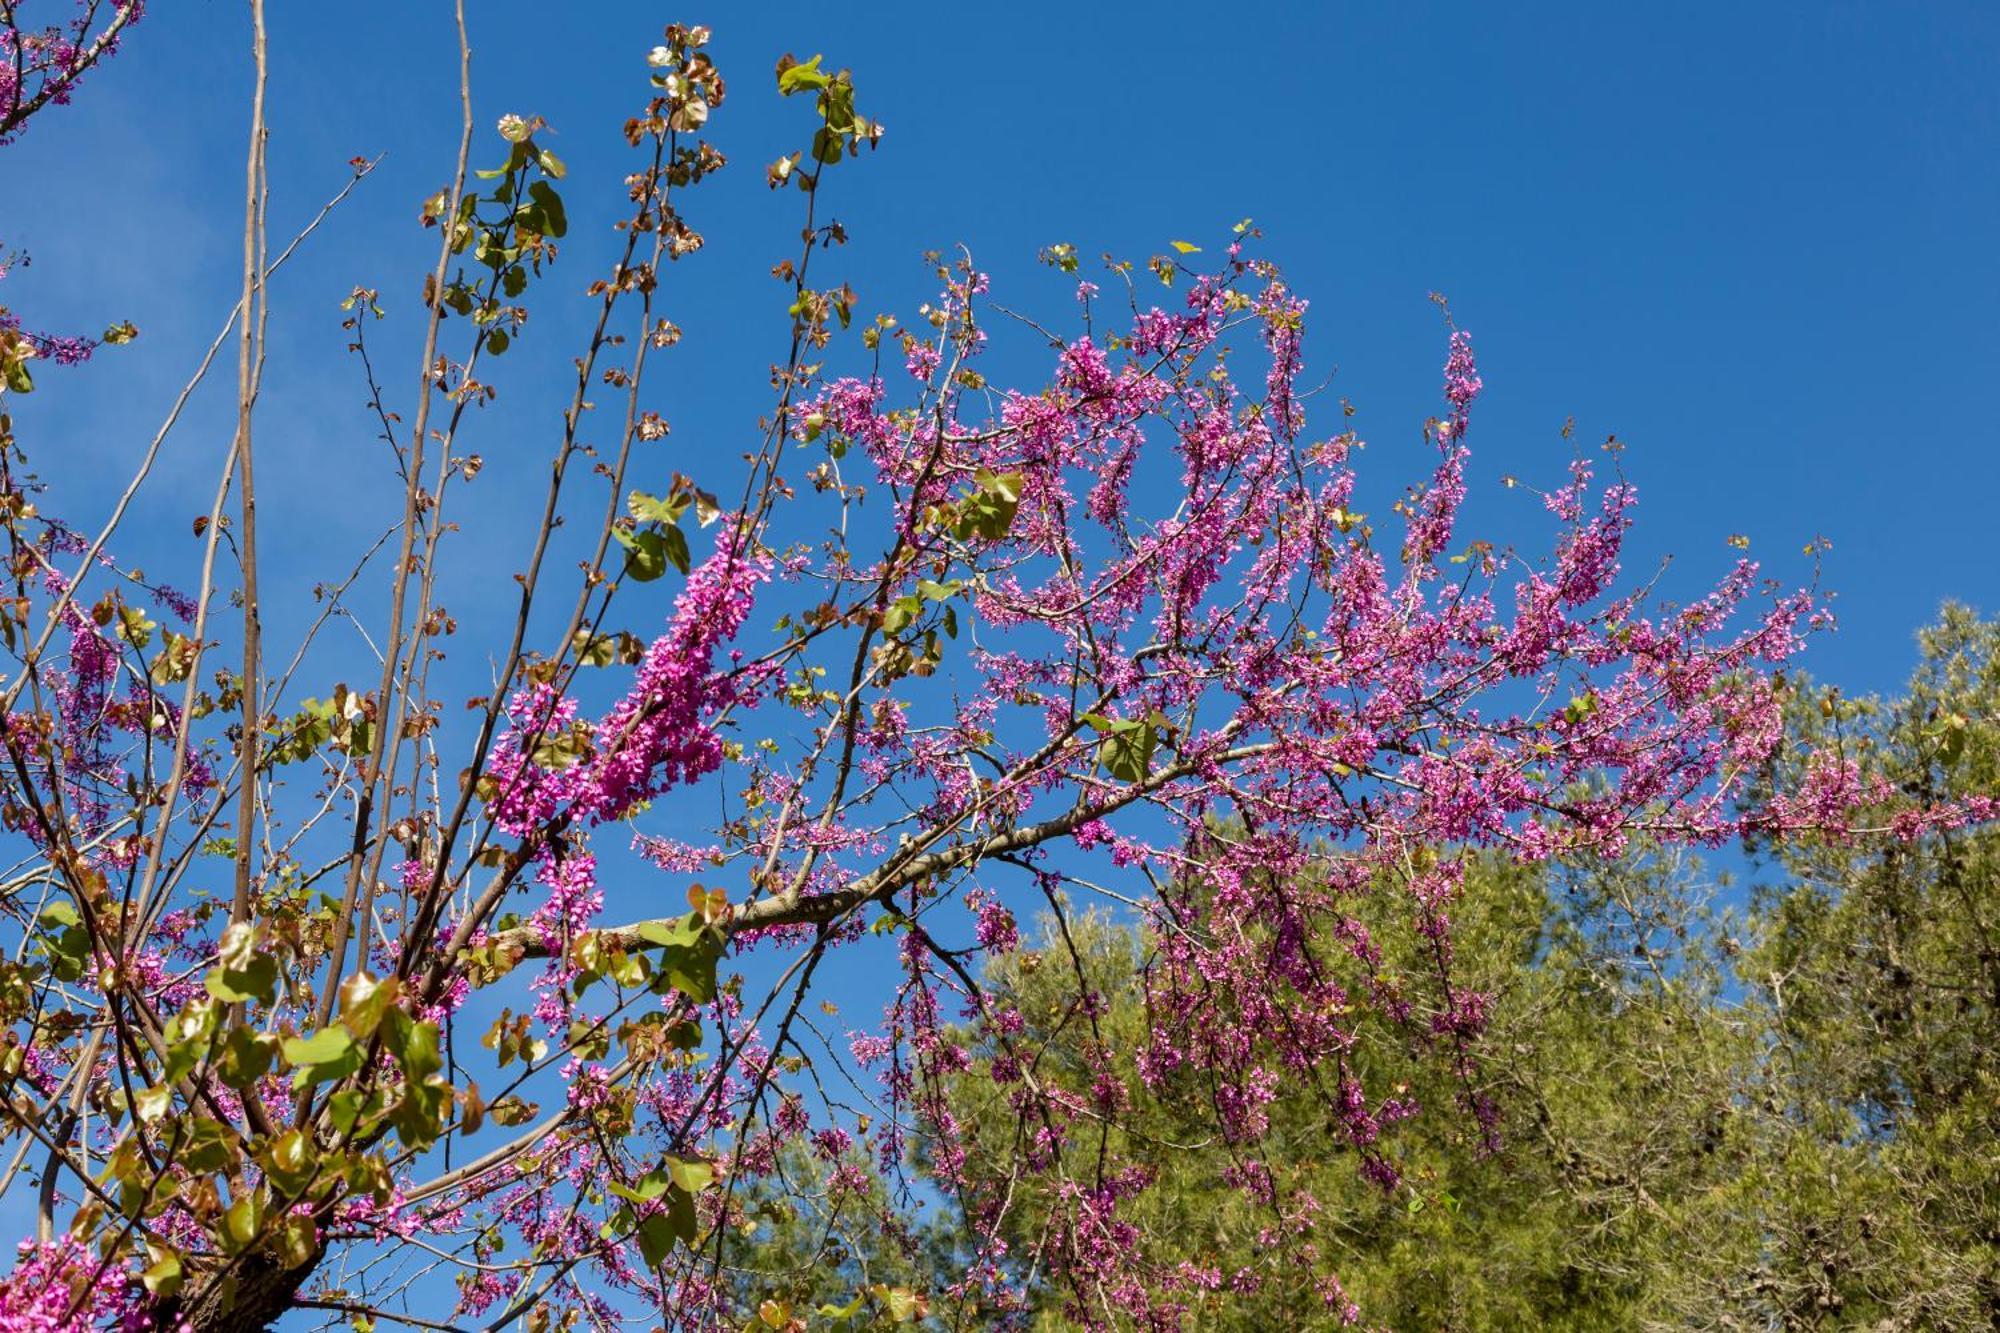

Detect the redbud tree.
xmin=0 ymin=9 xmax=1976 ymax=1332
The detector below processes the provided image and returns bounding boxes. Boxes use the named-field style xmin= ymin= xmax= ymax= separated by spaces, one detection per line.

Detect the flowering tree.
xmin=0 ymin=9 xmax=1980 ymax=1332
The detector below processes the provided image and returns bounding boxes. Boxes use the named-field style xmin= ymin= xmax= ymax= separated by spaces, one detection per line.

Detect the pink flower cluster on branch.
xmin=0 ymin=1 xmax=144 ymax=143
xmin=0 ymin=1237 xmax=165 ymax=1331
xmin=483 ymin=531 xmax=771 ymax=838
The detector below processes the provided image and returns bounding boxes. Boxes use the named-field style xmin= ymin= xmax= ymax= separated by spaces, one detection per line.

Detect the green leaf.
xmin=385 ymin=1011 xmax=443 ymax=1081
xmin=521 ymin=179 xmax=567 ymax=238
xmin=868 ymin=909 xmax=910 ymax=937
xmin=38 ymin=900 xmax=81 ymax=929
xmin=615 ymin=527 xmax=668 ymax=582
xmin=378 ymin=1012 xmax=451 ymax=1146
xmin=205 ymin=922 xmax=277 ymax=1003
xmin=337 ymin=971 xmax=399 ymax=1039
xmin=572 ymin=631 xmax=620 ymax=667
xmin=822 ymin=81 xmax=857 ymax=133
xmin=1040 ymin=242 xmax=1080 ymax=274
xmin=627 ymin=489 xmax=687 ymax=525
xmin=222 ymin=1194 xmax=261 ymax=1252
xmin=811 ymin=124 xmax=844 ymax=165
xmin=658 ymin=523 xmax=691 ymax=575
xmin=635 ymin=1212 xmax=677 ymax=1269
xmin=638 ymin=914 xmax=723 ymax=1004
xmin=133 ymin=1083 xmax=173 ymax=1124
xmin=487 ymin=1095 xmax=538 ymax=1127
xmin=882 ymin=594 xmax=923 ymax=636
xmin=608 ymin=1170 xmax=670 ymax=1205
xmin=262 ymin=1127 xmax=316 ymax=1192
xmin=665 ymin=1184 xmax=698 ymax=1243
xmin=1096 ymin=717 xmax=1158 ymax=784
xmin=284 ymin=1026 xmax=363 ymax=1089
xmin=1169 ymin=240 xmax=1202 ymax=255
xmin=635 ymin=913 xmax=704 ymax=949
xmin=274 ymin=1214 xmax=317 ymax=1268
xmin=878 ymin=1286 xmax=926 ymax=1323
xmin=528 ymin=721 xmax=591 ymax=771
xmin=217 ymin=920 xmax=261 ymax=970
xmin=141 ymin=1249 xmax=183 ymax=1299
xmin=613 ymin=496 xmax=695 ymax=575
xmin=777 ymin=54 xmax=830 ymax=96
xmin=666 ymin=1155 xmax=714 ymax=1194
xmin=218 ymin=1026 xmax=277 ymax=1090
xmin=282 ymin=1027 xmax=354 ymax=1069
xmin=981 ymin=470 xmax=1023 ymax=504
xmin=115 ymin=603 xmax=156 ymax=648
xmin=325 ymin=1089 xmax=368 ymax=1136
xmin=953 ymin=470 xmax=1025 ymax=542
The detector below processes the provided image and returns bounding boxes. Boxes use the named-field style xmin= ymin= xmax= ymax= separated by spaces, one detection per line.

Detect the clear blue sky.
xmin=6 ymin=1 xmax=1996 ymax=704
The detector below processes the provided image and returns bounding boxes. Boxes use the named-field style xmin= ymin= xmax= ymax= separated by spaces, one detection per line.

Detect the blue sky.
xmin=6 ymin=1 xmax=1996 ymax=704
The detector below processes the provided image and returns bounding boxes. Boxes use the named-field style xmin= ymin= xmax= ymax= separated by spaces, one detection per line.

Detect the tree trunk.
xmin=165 ymin=1251 xmax=316 ymax=1333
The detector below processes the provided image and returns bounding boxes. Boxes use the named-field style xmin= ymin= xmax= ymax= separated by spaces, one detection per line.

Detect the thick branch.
xmin=490 ymin=740 xmax=1273 ymax=962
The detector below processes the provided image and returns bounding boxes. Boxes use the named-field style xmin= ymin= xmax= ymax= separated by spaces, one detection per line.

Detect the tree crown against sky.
xmin=894 ymin=606 xmax=2000 ymax=1330
xmin=0 ymin=7 xmax=1992 ymax=1332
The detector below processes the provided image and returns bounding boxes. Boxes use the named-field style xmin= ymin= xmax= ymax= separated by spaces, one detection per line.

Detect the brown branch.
xmin=228 ymin=0 xmax=268 ymax=929
xmin=489 ymin=740 xmax=1273 ymax=963
xmin=314 ymin=0 xmax=475 ymax=1034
